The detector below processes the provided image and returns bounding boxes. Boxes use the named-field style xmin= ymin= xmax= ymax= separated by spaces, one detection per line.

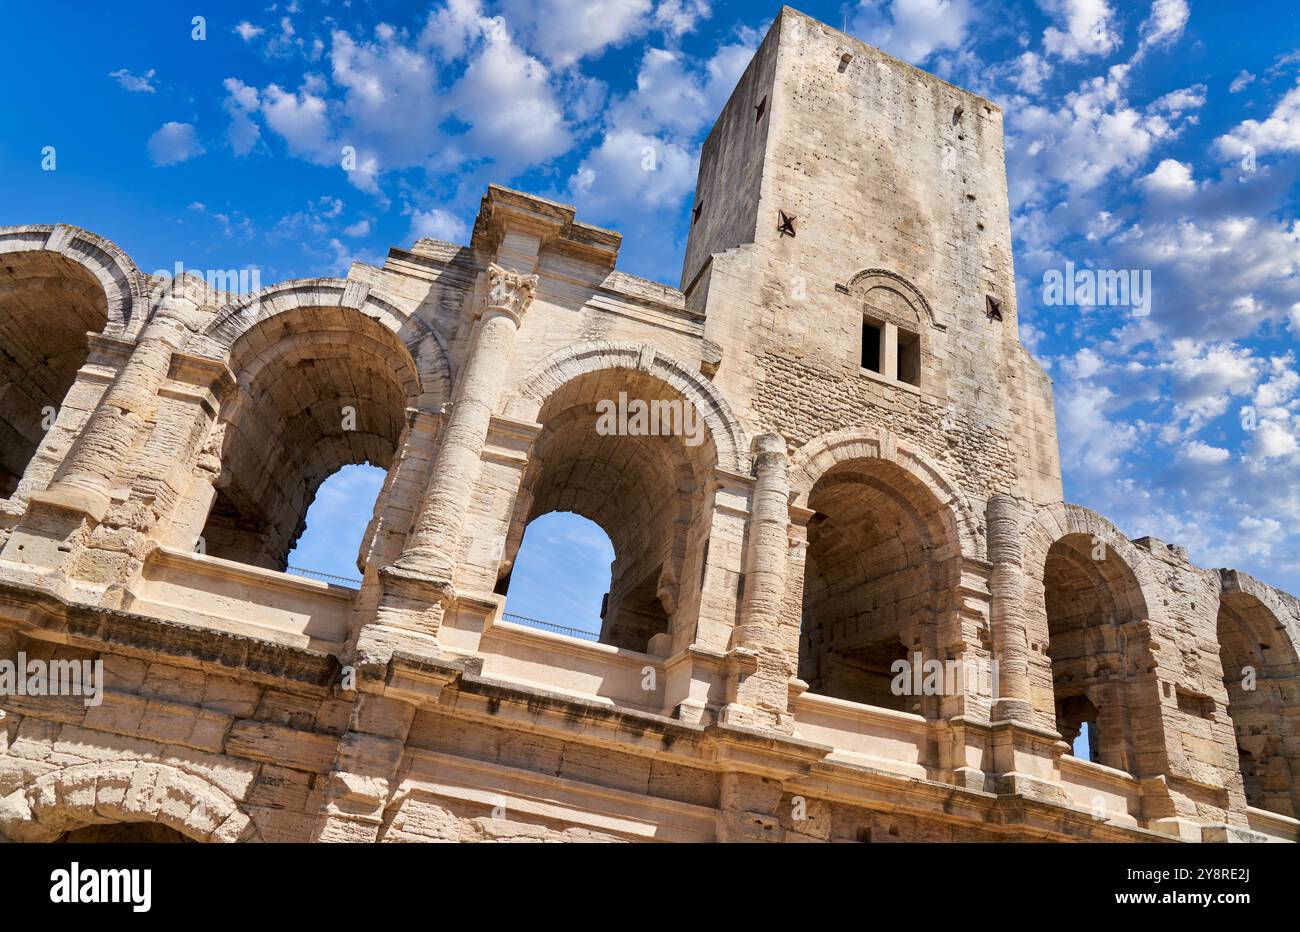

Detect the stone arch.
xmin=1021 ymin=503 xmax=1162 ymax=623
xmin=1217 ymin=569 xmax=1300 ymax=817
xmin=0 ymin=226 xmax=149 ymax=499
xmin=1220 ymin=569 xmax=1300 ymax=658
xmin=499 ymin=346 xmax=735 ymax=653
xmin=789 ymin=426 xmax=980 ymax=556
xmin=789 ymin=426 xmax=974 ymax=713
xmin=1021 ymin=502 xmax=1166 ymax=774
xmin=0 ymin=224 xmax=147 ymax=339
xmin=841 ymin=269 xmax=947 ymax=332
xmin=193 ymin=277 xmax=452 ymax=405
xmin=0 ymin=761 xmax=260 ymax=843
xmin=183 ymin=279 xmax=453 ymax=571
xmin=511 ymin=341 xmax=749 ymax=475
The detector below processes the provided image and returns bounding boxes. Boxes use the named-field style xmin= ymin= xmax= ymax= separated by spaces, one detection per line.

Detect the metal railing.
xmin=286 ymin=565 xmax=362 ymax=588
xmin=277 ymin=568 xmax=598 ymax=643
xmin=502 ymin=612 xmax=600 ymax=642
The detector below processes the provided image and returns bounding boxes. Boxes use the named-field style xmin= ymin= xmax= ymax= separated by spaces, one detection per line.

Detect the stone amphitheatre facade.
xmin=1 ymin=7 xmax=1297 ymax=844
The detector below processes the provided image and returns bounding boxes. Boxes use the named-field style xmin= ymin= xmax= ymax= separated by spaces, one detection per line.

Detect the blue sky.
xmin=4 ymin=0 xmax=1300 ymax=617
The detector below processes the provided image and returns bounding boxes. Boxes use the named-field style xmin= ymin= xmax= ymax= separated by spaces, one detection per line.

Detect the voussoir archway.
xmin=191 ymin=277 xmax=453 ymax=408
xmin=1020 ymin=501 xmax=1164 ymax=620
xmin=789 ymin=425 xmax=981 ymax=556
xmin=0 ymin=761 xmax=261 ymax=843
xmin=511 ymin=341 xmax=750 ymax=475
xmin=0 ymin=224 xmax=148 ymax=340
xmin=1221 ymin=568 xmax=1300 ymax=652
xmin=842 ymin=268 xmax=948 ymax=332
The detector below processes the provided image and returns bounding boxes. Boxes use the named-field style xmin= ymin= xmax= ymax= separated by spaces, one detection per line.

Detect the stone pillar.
xmin=369 ymin=264 xmax=537 ymax=653
xmin=988 ymin=498 xmax=1068 ymax=802
xmin=314 ymin=693 xmax=417 ymax=843
xmin=731 ymin=433 xmax=790 ymax=651
xmin=882 ymin=322 xmax=899 ymax=381
xmin=721 ymin=433 xmax=796 ymax=731
xmin=2 ymin=298 xmax=197 ymax=573
xmin=32 ymin=297 xmax=195 ymax=521
xmin=987 ymin=494 xmax=1034 ymax=723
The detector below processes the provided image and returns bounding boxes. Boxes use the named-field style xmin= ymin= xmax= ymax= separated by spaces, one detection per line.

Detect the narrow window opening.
xmin=986 ymin=294 xmax=1003 ymax=321
xmin=897 ymin=330 xmax=921 ymax=387
xmin=860 ymin=319 xmax=881 ymax=373
xmin=755 ymin=96 xmax=767 ymax=121
xmin=777 ymin=210 xmax=796 ymax=237
xmin=692 ymin=201 xmax=703 ymax=225
xmin=1073 ymin=719 xmax=1100 ymax=763
xmin=283 ymin=463 xmax=384 ymax=586
xmin=838 ymin=52 xmax=853 ymax=73
xmin=502 ymin=512 xmax=613 ymax=643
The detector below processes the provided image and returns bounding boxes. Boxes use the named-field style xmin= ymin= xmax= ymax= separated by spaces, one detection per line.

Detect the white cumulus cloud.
xmin=1040 ymin=0 xmax=1120 ymax=62
xmin=409 ymin=208 xmax=469 ymax=243
xmin=1141 ymin=158 xmax=1195 ymax=196
xmin=852 ymin=0 xmax=975 ymax=65
xmin=110 ymin=68 xmax=156 ymax=93
xmin=147 ymin=122 xmax=204 ymax=166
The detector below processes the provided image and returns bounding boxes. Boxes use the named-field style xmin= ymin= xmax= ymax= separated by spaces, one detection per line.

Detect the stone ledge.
xmin=0 ymin=582 xmax=339 ymax=689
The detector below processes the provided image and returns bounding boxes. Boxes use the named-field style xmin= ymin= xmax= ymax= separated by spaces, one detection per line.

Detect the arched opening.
xmin=798 ymin=457 xmax=962 ymax=713
xmin=57 ymin=822 xmax=195 ymax=843
xmin=198 ymin=306 xmax=419 ymax=572
xmin=1042 ymin=534 xmax=1148 ymax=773
xmin=1217 ymin=590 xmax=1300 ymax=817
xmin=0 ymin=251 xmax=109 ymax=498
xmin=858 ymin=282 xmax=924 ymax=387
xmin=1061 ymin=695 xmax=1101 ymax=762
xmin=284 ymin=463 xmax=386 ymax=584
xmin=501 ymin=511 xmax=614 ymax=639
xmin=1073 ymin=719 xmax=1099 ymax=762
xmin=500 ymin=368 xmax=718 ymax=653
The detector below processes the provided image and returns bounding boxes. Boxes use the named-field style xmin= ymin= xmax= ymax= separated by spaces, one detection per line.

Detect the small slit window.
xmin=755 ymin=96 xmax=767 ymax=121
xmin=897 ymin=329 xmax=920 ymax=387
xmin=861 ymin=319 xmax=881 ymax=373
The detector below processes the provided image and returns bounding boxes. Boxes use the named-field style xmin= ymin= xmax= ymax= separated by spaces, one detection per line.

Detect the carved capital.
xmin=485 ymin=262 xmax=539 ymax=323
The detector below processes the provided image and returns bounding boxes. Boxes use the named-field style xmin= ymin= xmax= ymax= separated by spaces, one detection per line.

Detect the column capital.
xmin=483 ymin=262 xmax=539 ymax=324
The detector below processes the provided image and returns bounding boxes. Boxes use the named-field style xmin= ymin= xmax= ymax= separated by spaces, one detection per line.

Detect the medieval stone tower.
xmin=0 ymin=7 xmax=1296 ymax=843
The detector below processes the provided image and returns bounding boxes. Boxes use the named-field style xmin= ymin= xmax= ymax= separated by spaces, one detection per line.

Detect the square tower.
xmin=683 ymin=6 xmax=1061 ymax=504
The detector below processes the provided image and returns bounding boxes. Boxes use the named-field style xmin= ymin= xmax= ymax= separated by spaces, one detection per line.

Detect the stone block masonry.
xmin=0 ymin=7 xmax=1295 ymax=843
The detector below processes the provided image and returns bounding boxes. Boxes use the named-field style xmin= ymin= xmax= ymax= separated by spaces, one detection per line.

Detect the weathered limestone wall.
xmin=0 ymin=7 xmax=1296 ymax=844
xmin=684 ymin=7 xmax=1060 ymax=509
